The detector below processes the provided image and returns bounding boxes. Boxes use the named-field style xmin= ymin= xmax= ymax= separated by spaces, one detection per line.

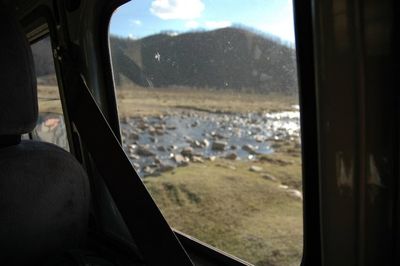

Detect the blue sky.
xmin=109 ymin=0 xmax=295 ymax=43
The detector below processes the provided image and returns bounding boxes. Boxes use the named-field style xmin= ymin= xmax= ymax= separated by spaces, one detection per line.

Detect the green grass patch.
xmin=144 ymin=153 xmax=303 ymax=266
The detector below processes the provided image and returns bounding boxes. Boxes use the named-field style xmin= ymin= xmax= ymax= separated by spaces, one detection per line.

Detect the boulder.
xmin=262 ymin=174 xmax=278 ymax=182
xmin=166 ymin=125 xmax=177 ymax=130
xmin=225 ymin=153 xmax=238 ymax=160
xmin=212 ymin=141 xmax=227 ymax=151
xmin=157 ymin=146 xmax=166 ymax=152
xmin=208 ymin=156 xmax=216 ymax=161
xmin=174 ymin=154 xmax=189 ymax=166
xmin=128 ymin=153 xmax=140 ymax=160
xmin=254 ymin=135 xmax=264 ymax=142
xmin=128 ymin=131 xmax=139 ymax=141
xmin=287 ymin=189 xmax=303 ymax=200
xmin=136 ymin=145 xmax=155 ymax=156
xmin=190 ymin=140 xmax=202 ymax=148
xmin=143 ymin=166 xmax=156 ymax=176
xmin=192 ymin=156 xmax=204 ymax=163
xmin=159 ymin=162 xmax=175 ymax=172
xmin=181 ymin=147 xmax=194 ymax=157
xmin=200 ymin=139 xmax=210 ymax=147
xmin=242 ymin=144 xmax=258 ymax=154
xmin=168 ymin=145 xmax=178 ymax=151
xmin=249 ymin=165 xmax=263 ymax=172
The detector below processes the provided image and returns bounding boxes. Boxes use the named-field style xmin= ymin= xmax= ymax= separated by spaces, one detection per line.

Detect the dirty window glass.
xmin=109 ymin=1 xmax=302 ymax=265
xmin=30 ymin=36 xmax=69 ymax=151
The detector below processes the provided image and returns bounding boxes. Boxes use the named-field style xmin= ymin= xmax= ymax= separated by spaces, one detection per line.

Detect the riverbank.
xmin=37 ymin=84 xmax=303 ymax=266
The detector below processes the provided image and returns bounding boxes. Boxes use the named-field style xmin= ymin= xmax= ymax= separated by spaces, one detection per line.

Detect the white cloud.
xmin=256 ymin=0 xmax=295 ymax=43
xmin=204 ymin=20 xmax=232 ymax=30
xmin=130 ymin=19 xmax=142 ymax=26
xmin=185 ymin=20 xmax=200 ymax=28
xmin=128 ymin=34 xmax=138 ymax=40
xmin=150 ymin=0 xmax=205 ymax=20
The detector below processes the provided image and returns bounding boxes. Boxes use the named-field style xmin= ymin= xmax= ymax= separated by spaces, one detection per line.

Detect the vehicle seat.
xmin=0 ymin=4 xmax=90 ymax=266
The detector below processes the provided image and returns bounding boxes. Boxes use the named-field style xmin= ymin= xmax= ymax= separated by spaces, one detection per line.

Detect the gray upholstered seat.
xmin=0 ymin=3 xmax=90 ymax=265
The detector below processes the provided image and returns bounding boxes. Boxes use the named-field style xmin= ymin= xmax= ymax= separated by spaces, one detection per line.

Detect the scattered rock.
xmin=212 ymin=141 xmax=227 ymax=151
xmin=138 ymin=123 xmax=149 ymax=130
xmin=155 ymin=129 xmax=165 ymax=135
xmin=143 ymin=166 xmax=156 ymax=175
xmin=148 ymin=126 xmax=156 ymax=135
xmin=278 ymin=184 xmax=289 ymax=189
xmin=271 ymin=143 xmax=282 ymax=149
xmin=128 ymin=144 xmax=137 ymax=150
xmin=128 ymin=153 xmax=140 ymax=160
xmin=168 ymin=145 xmax=178 ymax=151
xmin=262 ymin=174 xmax=278 ymax=182
xmin=174 ymin=154 xmax=190 ymax=166
xmin=181 ymin=147 xmax=194 ymax=157
xmin=157 ymin=146 xmax=166 ymax=152
xmin=159 ymin=162 xmax=175 ymax=172
xmin=190 ymin=140 xmax=202 ymax=148
xmin=208 ymin=156 xmax=216 ymax=161
xmin=242 ymin=144 xmax=258 ymax=154
xmin=259 ymin=156 xmax=293 ymax=166
xmin=200 ymin=139 xmax=210 ymax=147
xmin=225 ymin=153 xmax=238 ymax=160
xmin=249 ymin=165 xmax=263 ymax=172
xmin=287 ymin=189 xmax=303 ymax=200
xmin=136 ymin=145 xmax=155 ymax=157
xmin=254 ymin=135 xmax=264 ymax=142
xmin=154 ymin=124 xmax=166 ymax=131
xmin=129 ymin=132 xmax=140 ymax=141
xmin=192 ymin=156 xmax=204 ymax=163
xmin=212 ymin=132 xmax=226 ymax=139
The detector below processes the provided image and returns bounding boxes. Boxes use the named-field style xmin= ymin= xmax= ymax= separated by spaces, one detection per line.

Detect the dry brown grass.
xmin=116 ymin=85 xmax=298 ymax=118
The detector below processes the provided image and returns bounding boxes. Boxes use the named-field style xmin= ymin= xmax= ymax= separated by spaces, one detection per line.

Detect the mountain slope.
xmin=110 ymin=27 xmax=298 ymax=93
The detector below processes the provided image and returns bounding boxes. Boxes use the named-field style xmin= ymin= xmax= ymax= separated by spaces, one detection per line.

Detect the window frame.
xmin=19 ymin=0 xmax=321 ymax=265
xmin=103 ymin=0 xmax=317 ymax=265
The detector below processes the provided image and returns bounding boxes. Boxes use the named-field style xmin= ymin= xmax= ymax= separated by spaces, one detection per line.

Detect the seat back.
xmin=0 ymin=3 xmax=90 ymax=265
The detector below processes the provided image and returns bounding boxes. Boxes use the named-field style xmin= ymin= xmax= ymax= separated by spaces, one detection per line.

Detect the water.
xmin=34 ymin=110 xmax=301 ymax=176
xmin=121 ymin=110 xmax=300 ymax=176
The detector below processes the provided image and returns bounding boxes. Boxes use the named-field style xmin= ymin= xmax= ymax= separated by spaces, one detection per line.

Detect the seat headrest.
xmin=0 ymin=3 xmax=38 ymax=136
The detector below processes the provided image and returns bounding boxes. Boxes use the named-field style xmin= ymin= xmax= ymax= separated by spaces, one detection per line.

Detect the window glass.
xmin=30 ymin=36 xmax=69 ymax=151
xmin=109 ymin=1 xmax=302 ymax=265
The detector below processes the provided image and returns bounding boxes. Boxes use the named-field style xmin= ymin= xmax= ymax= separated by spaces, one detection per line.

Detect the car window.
xmin=30 ymin=36 xmax=69 ymax=151
xmin=109 ymin=1 xmax=302 ymax=265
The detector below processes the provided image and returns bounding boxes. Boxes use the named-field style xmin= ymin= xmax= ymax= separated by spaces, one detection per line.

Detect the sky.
xmin=109 ymin=0 xmax=295 ymax=43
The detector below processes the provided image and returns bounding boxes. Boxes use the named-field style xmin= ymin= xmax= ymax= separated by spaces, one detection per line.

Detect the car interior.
xmin=0 ymin=0 xmax=398 ymax=265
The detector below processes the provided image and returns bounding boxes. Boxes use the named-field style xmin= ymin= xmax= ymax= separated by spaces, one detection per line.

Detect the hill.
xmin=110 ymin=27 xmax=298 ymax=93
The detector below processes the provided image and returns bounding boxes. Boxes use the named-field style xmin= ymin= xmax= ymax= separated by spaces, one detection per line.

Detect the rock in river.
xmin=225 ymin=153 xmax=238 ymax=160
xmin=174 ymin=154 xmax=189 ymax=166
xmin=181 ymin=147 xmax=194 ymax=157
xmin=191 ymin=156 xmax=204 ymax=163
xmin=242 ymin=144 xmax=258 ymax=154
xmin=136 ymin=145 xmax=155 ymax=157
xmin=212 ymin=141 xmax=227 ymax=151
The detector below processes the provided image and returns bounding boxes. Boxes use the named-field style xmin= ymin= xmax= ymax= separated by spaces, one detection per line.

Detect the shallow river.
xmin=34 ymin=109 xmax=301 ymax=177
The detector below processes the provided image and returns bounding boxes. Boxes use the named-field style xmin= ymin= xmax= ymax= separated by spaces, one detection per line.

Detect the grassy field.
xmin=116 ymin=85 xmax=299 ymax=118
xmin=144 ymin=149 xmax=302 ymax=266
xmin=38 ymin=84 xmax=303 ymax=266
